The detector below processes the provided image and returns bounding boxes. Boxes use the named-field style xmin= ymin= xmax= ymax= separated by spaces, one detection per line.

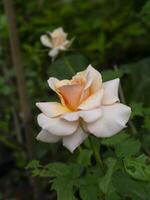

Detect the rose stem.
xmin=79 ymin=119 xmax=103 ymax=168
xmin=88 ymin=136 xmax=103 ymax=168
xmin=114 ymin=65 xmax=138 ymax=135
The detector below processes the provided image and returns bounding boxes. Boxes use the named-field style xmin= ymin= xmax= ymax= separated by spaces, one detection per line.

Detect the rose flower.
xmin=40 ymin=27 xmax=72 ymax=58
xmin=36 ymin=65 xmax=131 ymax=152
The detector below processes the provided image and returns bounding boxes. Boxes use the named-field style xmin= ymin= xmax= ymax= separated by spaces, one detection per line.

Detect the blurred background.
xmin=0 ymin=0 xmax=150 ymax=199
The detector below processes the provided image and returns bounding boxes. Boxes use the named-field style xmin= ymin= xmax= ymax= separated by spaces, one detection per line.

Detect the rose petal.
xmin=50 ymin=27 xmax=67 ymax=38
xmin=78 ymin=89 xmax=103 ymax=110
xmin=102 ymin=78 xmax=120 ymax=105
xmin=47 ymin=78 xmax=70 ymax=94
xmin=62 ymin=108 xmax=102 ymax=123
xmin=86 ymin=65 xmax=102 ymax=93
xmin=36 ymin=102 xmax=70 ymax=117
xmin=63 ymin=127 xmax=87 ymax=152
xmin=37 ymin=114 xmax=78 ymax=136
xmin=47 ymin=78 xmax=69 ymax=107
xmin=48 ymin=48 xmax=59 ymax=58
xmin=47 ymin=77 xmax=60 ymax=91
xmin=36 ymin=129 xmax=61 ymax=143
xmin=86 ymin=103 xmax=131 ymax=137
xmin=61 ymin=112 xmax=79 ymax=121
xmin=72 ymin=69 xmax=92 ymax=104
xmin=80 ymin=108 xmax=102 ymax=123
xmin=58 ymin=84 xmax=84 ymax=110
xmin=40 ymin=34 xmax=52 ymax=48
xmin=59 ymin=40 xmax=71 ymax=50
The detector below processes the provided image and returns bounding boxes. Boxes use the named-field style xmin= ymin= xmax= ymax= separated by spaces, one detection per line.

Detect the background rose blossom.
xmin=40 ymin=27 xmax=73 ymax=58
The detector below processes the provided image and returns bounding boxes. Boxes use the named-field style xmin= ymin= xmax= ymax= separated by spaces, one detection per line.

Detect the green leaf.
xmin=143 ymin=116 xmax=150 ymax=131
xmin=46 ymin=162 xmax=69 ymax=177
xmin=121 ymin=58 xmax=150 ymax=105
xmin=27 ymin=161 xmax=84 ymax=199
xmin=115 ymin=138 xmax=141 ymax=158
xmin=77 ymin=149 xmax=92 ymax=166
xmin=26 ymin=160 xmax=42 ymax=176
xmin=45 ymin=163 xmax=83 ymax=178
xmin=143 ymin=108 xmax=150 ymax=131
xmin=50 ymin=163 xmax=83 ymax=200
xmin=79 ymin=167 xmax=102 ymax=200
xmin=51 ymin=176 xmax=76 ymax=200
xmin=141 ymin=0 xmax=150 ymax=14
xmin=27 ymin=161 xmax=83 ymax=178
xmin=113 ymin=171 xmax=150 ymax=199
xmin=26 ymin=160 xmax=41 ymax=169
xmin=48 ymin=54 xmax=88 ymax=79
xmin=130 ymin=102 xmax=144 ymax=118
xmin=101 ymin=131 xmax=129 ymax=146
xmin=99 ymin=158 xmax=117 ymax=194
xmin=101 ymin=69 xmax=124 ymax=82
xmin=101 ymin=132 xmax=141 ymax=158
xmin=105 ymin=190 xmax=121 ymax=200
xmin=124 ymin=154 xmax=150 ymax=181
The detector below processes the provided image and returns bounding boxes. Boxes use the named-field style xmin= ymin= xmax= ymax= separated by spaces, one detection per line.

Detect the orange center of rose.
xmin=52 ymin=36 xmax=65 ymax=47
xmin=58 ymin=81 xmax=90 ymax=110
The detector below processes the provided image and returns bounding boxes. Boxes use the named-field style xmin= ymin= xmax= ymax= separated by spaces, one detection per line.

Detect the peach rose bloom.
xmin=40 ymin=27 xmax=72 ymax=58
xmin=36 ymin=65 xmax=131 ymax=152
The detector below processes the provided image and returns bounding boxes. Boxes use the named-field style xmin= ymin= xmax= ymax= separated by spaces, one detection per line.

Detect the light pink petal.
xmin=47 ymin=77 xmax=60 ymax=91
xmin=36 ymin=129 xmax=61 ymax=143
xmin=59 ymin=40 xmax=71 ymax=50
xmin=61 ymin=108 xmax=102 ymax=123
xmin=71 ymin=69 xmax=92 ymax=104
xmin=86 ymin=103 xmax=131 ymax=137
xmin=80 ymin=108 xmax=102 ymax=123
xmin=102 ymin=78 xmax=120 ymax=105
xmin=78 ymin=89 xmax=103 ymax=110
xmin=63 ymin=127 xmax=87 ymax=152
xmin=47 ymin=78 xmax=69 ymax=107
xmin=50 ymin=27 xmax=67 ymax=38
xmin=37 ymin=114 xmax=78 ymax=136
xmin=48 ymin=48 xmax=59 ymax=58
xmin=40 ymin=34 xmax=52 ymax=48
xmin=36 ymin=102 xmax=70 ymax=117
xmin=84 ymin=69 xmax=93 ymax=90
xmin=86 ymin=65 xmax=102 ymax=93
xmin=61 ymin=112 xmax=79 ymax=121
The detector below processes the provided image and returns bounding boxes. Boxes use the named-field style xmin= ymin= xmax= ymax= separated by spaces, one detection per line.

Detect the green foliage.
xmin=27 ymin=161 xmax=84 ymax=199
xmin=27 ymin=152 xmax=150 ymax=200
xmin=99 ymin=158 xmax=117 ymax=194
xmin=101 ymin=131 xmax=129 ymax=146
xmin=101 ymin=68 xmax=124 ymax=82
xmin=51 ymin=176 xmax=76 ymax=200
xmin=124 ymin=154 xmax=150 ymax=181
xmin=143 ymin=108 xmax=150 ymax=131
xmin=130 ymin=102 xmax=144 ymax=118
xmin=102 ymin=131 xmax=141 ymax=158
xmin=78 ymin=168 xmax=102 ymax=200
xmin=27 ymin=160 xmax=83 ymax=178
xmin=77 ymin=149 xmax=92 ymax=166
xmin=121 ymin=58 xmax=150 ymax=105
xmin=115 ymin=137 xmax=141 ymax=158
xmin=113 ymin=171 xmax=150 ymax=200
xmin=48 ymin=54 xmax=88 ymax=79
xmin=141 ymin=0 xmax=150 ymax=25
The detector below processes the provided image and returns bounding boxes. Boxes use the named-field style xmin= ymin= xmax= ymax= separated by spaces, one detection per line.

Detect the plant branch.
xmin=88 ymin=136 xmax=103 ymax=167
